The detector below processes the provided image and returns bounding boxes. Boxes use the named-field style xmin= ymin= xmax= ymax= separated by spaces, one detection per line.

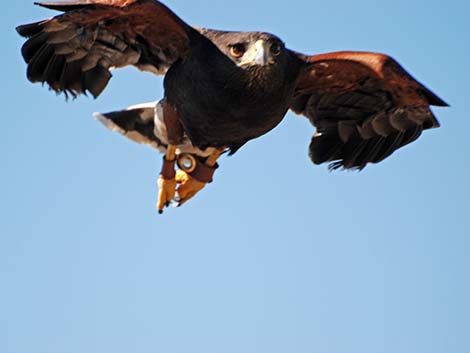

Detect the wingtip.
xmin=33 ymin=1 xmax=89 ymax=11
xmin=34 ymin=2 xmax=59 ymax=10
xmin=431 ymin=97 xmax=450 ymax=108
xmin=34 ymin=1 xmax=59 ymax=7
xmin=15 ymin=25 xmax=24 ymax=35
xmin=15 ymin=22 xmax=41 ymax=37
xmin=439 ymin=100 xmax=450 ymax=108
xmin=419 ymin=87 xmax=449 ymax=107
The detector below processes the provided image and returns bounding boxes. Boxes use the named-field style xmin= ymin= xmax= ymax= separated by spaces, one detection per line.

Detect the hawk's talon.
xmin=156 ymin=145 xmax=178 ymax=214
xmin=157 ymin=175 xmax=177 ymax=214
xmin=157 ymin=147 xmax=223 ymax=212
xmin=174 ymin=170 xmax=206 ymax=207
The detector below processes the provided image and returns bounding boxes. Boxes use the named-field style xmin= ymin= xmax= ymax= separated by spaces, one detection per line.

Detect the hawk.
xmin=17 ymin=0 xmax=447 ymax=213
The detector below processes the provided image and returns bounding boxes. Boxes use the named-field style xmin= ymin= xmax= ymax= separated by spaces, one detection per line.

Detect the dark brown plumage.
xmin=291 ymin=52 xmax=447 ymax=169
xmin=164 ymin=29 xmax=306 ymax=153
xmin=17 ymin=0 xmax=447 ymax=170
xmin=17 ymin=0 xmax=191 ymax=98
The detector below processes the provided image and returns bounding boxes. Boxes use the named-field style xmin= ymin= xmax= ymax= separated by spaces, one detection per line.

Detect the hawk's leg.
xmin=157 ymin=100 xmax=185 ymax=214
xmin=175 ymin=147 xmax=225 ymax=207
xmin=157 ymin=144 xmax=177 ymax=214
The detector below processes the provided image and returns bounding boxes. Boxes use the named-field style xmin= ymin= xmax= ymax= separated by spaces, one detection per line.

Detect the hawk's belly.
xmin=164 ymin=54 xmax=300 ymax=150
xmin=166 ymin=80 xmax=294 ymax=149
xmin=176 ymin=96 xmax=289 ymax=149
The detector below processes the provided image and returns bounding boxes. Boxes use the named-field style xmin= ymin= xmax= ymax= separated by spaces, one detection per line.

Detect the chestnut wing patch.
xmin=291 ymin=51 xmax=447 ymax=170
xmin=17 ymin=0 xmax=192 ymax=98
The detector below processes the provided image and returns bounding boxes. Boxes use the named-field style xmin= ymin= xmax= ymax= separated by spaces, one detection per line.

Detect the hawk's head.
xmin=200 ymin=30 xmax=287 ymax=68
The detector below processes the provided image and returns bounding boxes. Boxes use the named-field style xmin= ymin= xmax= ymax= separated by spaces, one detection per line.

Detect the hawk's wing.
xmin=290 ymin=51 xmax=447 ymax=170
xmin=16 ymin=0 xmax=194 ymax=98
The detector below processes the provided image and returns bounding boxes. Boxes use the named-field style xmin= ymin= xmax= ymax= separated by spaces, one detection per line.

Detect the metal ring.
xmin=177 ymin=153 xmax=197 ymax=173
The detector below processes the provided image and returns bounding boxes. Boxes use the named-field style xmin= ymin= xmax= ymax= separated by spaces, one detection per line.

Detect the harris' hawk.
xmin=16 ymin=0 xmax=447 ymax=213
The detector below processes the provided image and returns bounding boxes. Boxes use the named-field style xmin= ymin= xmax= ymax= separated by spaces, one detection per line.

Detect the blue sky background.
xmin=1 ymin=1 xmax=469 ymax=352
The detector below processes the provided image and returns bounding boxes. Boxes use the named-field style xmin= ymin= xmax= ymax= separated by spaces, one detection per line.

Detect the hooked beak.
xmin=239 ymin=40 xmax=274 ymax=67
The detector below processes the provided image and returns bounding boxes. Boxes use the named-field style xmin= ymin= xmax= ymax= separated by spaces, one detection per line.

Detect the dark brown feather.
xmin=43 ymin=54 xmax=66 ymax=88
xmin=21 ymin=32 xmax=48 ymax=63
xmin=17 ymin=0 xmax=193 ymax=98
xmin=35 ymin=0 xmax=142 ymax=11
xmin=27 ymin=44 xmax=55 ymax=82
xmin=16 ymin=21 xmax=45 ymax=37
xmin=291 ymin=51 xmax=447 ymax=170
xmin=83 ymin=65 xmax=112 ymax=98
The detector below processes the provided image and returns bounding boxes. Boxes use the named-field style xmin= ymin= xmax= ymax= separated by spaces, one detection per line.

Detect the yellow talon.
xmin=157 ymin=176 xmax=177 ymax=213
xmin=157 ymin=144 xmax=177 ymax=214
xmin=157 ymin=146 xmax=225 ymax=212
xmin=175 ymin=170 xmax=206 ymax=206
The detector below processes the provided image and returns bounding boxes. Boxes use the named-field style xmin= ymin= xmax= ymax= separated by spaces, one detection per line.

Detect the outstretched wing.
xmin=16 ymin=0 xmax=194 ymax=98
xmin=291 ymin=51 xmax=448 ymax=170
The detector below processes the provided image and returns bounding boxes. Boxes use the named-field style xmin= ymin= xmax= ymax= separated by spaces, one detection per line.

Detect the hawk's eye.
xmin=230 ymin=44 xmax=246 ymax=58
xmin=271 ymin=43 xmax=282 ymax=56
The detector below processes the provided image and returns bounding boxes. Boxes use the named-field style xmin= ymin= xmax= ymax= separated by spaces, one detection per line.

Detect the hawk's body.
xmin=165 ymin=29 xmax=307 ymax=152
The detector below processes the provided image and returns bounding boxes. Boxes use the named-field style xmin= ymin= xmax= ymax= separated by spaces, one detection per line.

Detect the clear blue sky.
xmin=1 ymin=1 xmax=469 ymax=352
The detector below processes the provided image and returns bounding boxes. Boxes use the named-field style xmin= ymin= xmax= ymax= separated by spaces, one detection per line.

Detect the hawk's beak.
xmin=240 ymin=40 xmax=274 ymax=66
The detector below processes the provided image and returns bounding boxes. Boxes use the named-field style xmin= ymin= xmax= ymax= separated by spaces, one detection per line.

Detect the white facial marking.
xmin=238 ymin=40 xmax=274 ymax=67
xmin=253 ymin=40 xmax=269 ymax=66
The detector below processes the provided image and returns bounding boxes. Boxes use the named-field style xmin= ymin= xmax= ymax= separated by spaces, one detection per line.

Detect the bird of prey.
xmin=17 ymin=0 xmax=447 ymax=213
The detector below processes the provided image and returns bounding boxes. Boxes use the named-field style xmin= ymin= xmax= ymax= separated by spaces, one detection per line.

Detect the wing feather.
xmin=291 ymin=51 xmax=447 ymax=170
xmin=17 ymin=0 xmax=195 ymax=98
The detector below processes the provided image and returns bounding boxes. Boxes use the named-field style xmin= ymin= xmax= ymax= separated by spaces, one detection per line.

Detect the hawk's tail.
xmin=94 ymin=101 xmax=214 ymax=157
xmin=94 ymin=101 xmax=168 ymax=152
